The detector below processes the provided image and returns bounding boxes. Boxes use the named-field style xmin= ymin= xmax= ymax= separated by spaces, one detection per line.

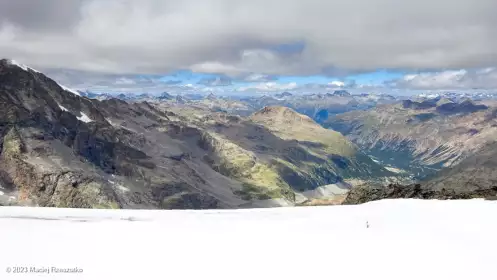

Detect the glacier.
xmin=1 ymin=199 xmax=496 ymax=280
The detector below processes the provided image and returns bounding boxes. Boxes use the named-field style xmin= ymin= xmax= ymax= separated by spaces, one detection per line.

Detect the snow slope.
xmin=57 ymin=104 xmax=69 ymax=112
xmin=76 ymin=112 xmax=93 ymax=123
xmin=7 ymin=59 xmax=40 ymax=73
xmin=56 ymin=104 xmax=93 ymax=123
xmin=1 ymin=199 xmax=496 ymax=280
xmin=59 ymin=84 xmax=81 ymax=96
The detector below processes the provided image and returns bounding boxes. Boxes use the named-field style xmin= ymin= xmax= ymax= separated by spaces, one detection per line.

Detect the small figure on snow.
xmin=366 ymin=221 xmax=370 ymax=229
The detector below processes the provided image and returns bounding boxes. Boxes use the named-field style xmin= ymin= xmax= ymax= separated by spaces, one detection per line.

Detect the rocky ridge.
xmin=342 ymin=183 xmax=497 ymax=205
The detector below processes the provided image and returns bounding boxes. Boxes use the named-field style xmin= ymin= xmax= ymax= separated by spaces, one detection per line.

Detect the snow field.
xmin=1 ymin=199 xmax=496 ymax=280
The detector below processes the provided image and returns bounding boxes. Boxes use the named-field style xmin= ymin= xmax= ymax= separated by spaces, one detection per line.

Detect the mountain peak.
xmin=435 ymin=97 xmax=454 ymax=106
xmin=332 ymin=90 xmax=351 ymax=97
xmin=206 ymin=92 xmax=216 ymax=100
xmin=251 ymin=106 xmax=315 ymax=125
xmin=275 ymin=92 xmax=293 ymax=99
xmin=156 ymin=92 xmax=173 ymax=100
xmin=436 ymin=99 xmax=488 ymax=114
xmin=1 ymin=58 xmax=39 ymax=73
xmin=0 ymin=58 xmax=106 ymax=126
xmin=460 ymin=98 xmax=475 ymax=105
xmin=253 ymin=105 xmax=296 ymax=115
xmin=1 ymin=58 xmax=82 ymax=98
xmin=402 ymin=99 xmax=437 ymax=110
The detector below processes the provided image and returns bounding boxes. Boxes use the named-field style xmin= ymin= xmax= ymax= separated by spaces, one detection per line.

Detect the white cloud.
xmin=190 ymin=49 xmax=294 ymax=76
xmin=300 ymin=81 xmax=348 ymax=91
xmin=197 ymin=76 xmax=232 ymax=86
xmin=237 ymin=82 xmax=298 ymax=92
xmin=329 ymin=81 xmax=345 ymax=87
xmin=190 ymin=62 xmax=242 ymax=76
xmin=400 ymin=70 xmax=467 ymax=88
xmin=391 ymin=68 xmax=497 ymax=89
xmin=40 ymin=68 xmax=205 ymax=94
xmin=0 ymin=0 xmax=496 ymax=77
xmin=242 ymin=73 xmax=278 ymax=82
xmin=115 ymin=77 xmax=136 ymax=85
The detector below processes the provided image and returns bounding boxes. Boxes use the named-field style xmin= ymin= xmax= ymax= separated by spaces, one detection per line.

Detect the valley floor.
xmin=1 ymin=199 xmax=496 ymax=280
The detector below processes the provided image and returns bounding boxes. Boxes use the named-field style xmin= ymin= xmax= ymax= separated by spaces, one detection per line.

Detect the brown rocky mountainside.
xmin=327 ymin=100 xmax=497 ymax=205
xmin=343 ymin=142 xmax=497 ymax=204
xmin=422 ymin=141 xmax=497 ymax=192
xmin=325 ymin=97 xmax=497 ymax=180
xmin=0 ymin=59 xmax=393 ymax=209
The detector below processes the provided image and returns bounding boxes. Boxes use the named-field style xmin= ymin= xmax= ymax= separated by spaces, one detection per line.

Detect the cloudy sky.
xmin=1 ymin=0 xmax=496 ymax=95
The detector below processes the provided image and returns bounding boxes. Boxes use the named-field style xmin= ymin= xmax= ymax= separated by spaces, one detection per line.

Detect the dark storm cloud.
xmin=0 ymin=0 xmax=84 ymax=32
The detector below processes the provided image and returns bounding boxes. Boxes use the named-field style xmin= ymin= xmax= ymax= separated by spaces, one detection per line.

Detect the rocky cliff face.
xmin=0 ymin=59 xmax=392 ymax=209
xmin=0 ymin=60 xmax=119 ymax=208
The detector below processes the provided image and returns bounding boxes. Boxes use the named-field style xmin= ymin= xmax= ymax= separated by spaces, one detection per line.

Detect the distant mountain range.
xmin=2 ymin=58 xmax=497 ymax=208
xmin=75 ymin=90 xmax=403 ymax=124
xmin=78 ymin=90 xmax=497 ymax=126
xmin=0 ymin=58 xmax=400 ymax=209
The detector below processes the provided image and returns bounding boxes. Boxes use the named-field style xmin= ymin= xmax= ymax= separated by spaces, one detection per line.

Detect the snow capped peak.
xmin=59 ymin=84 xmax=81 ymax=96
xmin=4 ymin=60 xmax=81 ymax=99
xmin=6 ymin=59 xmax=40 ymax=73
xmin=9 ymin=59 xmax=28 ymax=71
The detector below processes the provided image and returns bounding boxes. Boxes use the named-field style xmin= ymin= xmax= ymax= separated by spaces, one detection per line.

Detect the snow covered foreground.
xmin=1 ymin=199 xmax=496 ymax=280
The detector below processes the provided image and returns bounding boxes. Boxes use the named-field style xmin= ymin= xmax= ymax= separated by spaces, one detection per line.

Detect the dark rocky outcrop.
xmin=343 ymin=183 xmax=497 ymax=205
xmin=436 ymin=99 xmax=488 ymax=115
xmin=402 ymin=99 xmax=437 ymax=110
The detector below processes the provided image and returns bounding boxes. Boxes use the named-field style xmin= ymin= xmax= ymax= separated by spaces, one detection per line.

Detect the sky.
xmin=1 ymin=0 xmax=497 ymax=95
